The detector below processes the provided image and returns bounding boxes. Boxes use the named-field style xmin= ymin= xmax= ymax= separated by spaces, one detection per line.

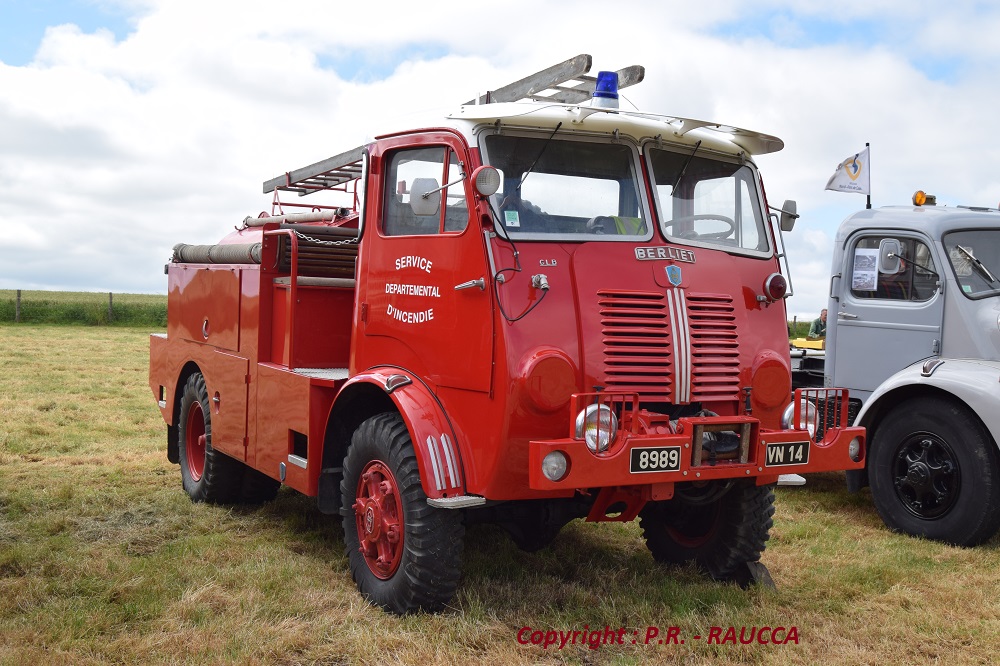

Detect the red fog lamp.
xmin=762 ymin=272 xmax=787 ymax=302
xmin=472 ymin=166 xmax=501 ymax=197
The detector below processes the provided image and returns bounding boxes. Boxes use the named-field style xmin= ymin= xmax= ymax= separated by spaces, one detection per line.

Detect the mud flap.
xmin=733 ymin=561 xmax=776 ymax=590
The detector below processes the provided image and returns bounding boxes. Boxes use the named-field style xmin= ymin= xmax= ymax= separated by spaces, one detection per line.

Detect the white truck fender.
xmin=856 ymin=358 xmax=1000 ymax=451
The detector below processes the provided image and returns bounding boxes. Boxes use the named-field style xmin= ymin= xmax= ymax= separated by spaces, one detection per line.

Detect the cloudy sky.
xmin=1 ymin=0 xmax=998 ymax=319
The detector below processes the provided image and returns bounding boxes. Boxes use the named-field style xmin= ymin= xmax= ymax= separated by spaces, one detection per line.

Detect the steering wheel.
xmin=586 ymin=215 xmax=613 ymax=234
xmin=663 ymin=214 xmax=736 ymax=240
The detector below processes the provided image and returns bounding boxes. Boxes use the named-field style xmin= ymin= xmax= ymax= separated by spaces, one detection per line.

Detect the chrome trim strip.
xmin=440 ymin=434 xmax=459 ymax=487
xmin=425 ymin=435 xmax=445 ymax=490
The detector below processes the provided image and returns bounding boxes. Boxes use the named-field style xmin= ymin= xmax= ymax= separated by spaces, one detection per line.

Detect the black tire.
xmin=239 ymin=467 xmax=281 ymax=504
xmin=500 ymin=516 xmax=564 ymax=553
xmin=176 ymin=372 xmax=244 ymax=503
xmin=341 ymin=412 xmax=465 ymax=614
xmin=869 ymin=398 xmax=1000 ymax=546
xmin=639 ymin=481 xmax=774 ymax=581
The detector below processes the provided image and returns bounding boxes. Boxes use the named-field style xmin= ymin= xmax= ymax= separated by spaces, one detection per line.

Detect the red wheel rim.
xmin=353 ymin=460 xmax=404 ymax=579
xmin=185 ymin=399 xmax=207 ymax=482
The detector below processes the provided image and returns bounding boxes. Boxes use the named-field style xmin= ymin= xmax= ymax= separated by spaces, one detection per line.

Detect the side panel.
xmin=168 ymin=265 xmax=242 ymax=352
xmin=254 ymin=364 xmax=337 ymax=494
xmin=209 ymin=351 xmax=249 ymax=460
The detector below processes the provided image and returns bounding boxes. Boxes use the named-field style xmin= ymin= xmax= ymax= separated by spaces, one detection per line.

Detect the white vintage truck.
xmin=793 ymin=191 xmax=1000 ymax=546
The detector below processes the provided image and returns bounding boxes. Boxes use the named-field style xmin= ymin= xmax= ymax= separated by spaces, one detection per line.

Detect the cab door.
xmin=830 ymin=232 xmax=944 ymax=400
xmin=358 ymin=133 xmax=493 ymax=392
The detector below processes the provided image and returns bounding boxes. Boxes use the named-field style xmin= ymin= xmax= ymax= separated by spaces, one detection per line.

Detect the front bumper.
xmin=528 ymin=388 xmax=865 ymax=491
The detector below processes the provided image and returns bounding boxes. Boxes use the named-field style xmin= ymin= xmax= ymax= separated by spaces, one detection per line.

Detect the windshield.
xmin=482 ymin=133 xmax=649 ymax=240
xmin=647 ymin=147 xmax=770 ymax=253
xmin=943 ymin=229 xmax=1000 ymax=299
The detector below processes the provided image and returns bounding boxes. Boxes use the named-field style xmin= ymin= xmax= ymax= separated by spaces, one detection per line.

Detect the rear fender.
xmin=339 ymin=369 xmax=467 ymax=499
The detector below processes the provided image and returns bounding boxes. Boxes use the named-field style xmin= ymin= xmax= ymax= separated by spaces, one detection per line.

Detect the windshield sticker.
xmin=852 ymin=248 xmax=878 ymax=290
xmin=504 ymin=210 xmax=521 ymax=228
xmin=950 ymin=246 xmax=973 ymax=276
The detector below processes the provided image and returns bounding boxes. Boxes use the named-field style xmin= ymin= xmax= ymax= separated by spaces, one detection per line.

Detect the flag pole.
xmin=866 ymin=142 xmax=871 ymax=209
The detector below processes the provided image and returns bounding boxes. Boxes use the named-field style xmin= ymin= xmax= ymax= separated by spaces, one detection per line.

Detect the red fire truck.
xmin=150 ymin=55 xmax=865 ymax=614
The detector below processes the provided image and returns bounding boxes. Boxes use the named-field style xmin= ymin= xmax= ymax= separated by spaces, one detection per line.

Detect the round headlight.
xmin=849 ymin=437 xmax=862 ymax=462
xmin=542 ymin=451 xmax=569 ymax=481
xmin=575 ymin=403 xmax=618 ymax=453
xmin=781 ymin=399 xmax=818 ymax=438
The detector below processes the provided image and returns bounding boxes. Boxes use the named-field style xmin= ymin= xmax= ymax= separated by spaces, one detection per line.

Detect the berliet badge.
xmin=665 ymin=265 xmax=683 ymax=286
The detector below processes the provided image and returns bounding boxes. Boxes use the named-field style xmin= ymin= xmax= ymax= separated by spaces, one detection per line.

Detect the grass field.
xmin=1 ymin=325 xmax=998 ymax=665
xmin=0 ymin=290 xmax=166 ymax=327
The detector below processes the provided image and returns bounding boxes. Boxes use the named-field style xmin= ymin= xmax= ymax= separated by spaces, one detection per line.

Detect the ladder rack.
xmin=464 ymin=53 xmax=644 ymax=105
xmin=264 ymin=54 xmax=644 ymax=198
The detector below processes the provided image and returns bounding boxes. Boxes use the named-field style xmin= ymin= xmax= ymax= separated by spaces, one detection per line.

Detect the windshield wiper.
xmin=672 ymin=139 xmax=702 ymax=190
xmin=517 ymin=122 xmax=562 ymax=192
xmin=956 ymin=245 xmax=997 ymax=283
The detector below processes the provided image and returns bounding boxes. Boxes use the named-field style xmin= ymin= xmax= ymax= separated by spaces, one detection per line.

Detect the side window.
xmin=383 ymin=147 xmax=468 ymax=236
xmin=850 ymin=236 xmax=938 ymax=301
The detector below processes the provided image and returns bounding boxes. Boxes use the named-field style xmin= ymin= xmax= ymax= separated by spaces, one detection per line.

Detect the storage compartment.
xmin=270 ymin=277 xmax=354 ymax=368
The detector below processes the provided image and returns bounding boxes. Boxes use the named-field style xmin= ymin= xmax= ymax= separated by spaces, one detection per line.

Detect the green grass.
xmin=0 ymin=290 xmax=166 ymax=327
xmin=1 ymin=326 xmax=998 ymax=665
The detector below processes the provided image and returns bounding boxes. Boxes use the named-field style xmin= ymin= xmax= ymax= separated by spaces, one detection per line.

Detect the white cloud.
xmin=2 ymin=0 xmax=1000 ymax=302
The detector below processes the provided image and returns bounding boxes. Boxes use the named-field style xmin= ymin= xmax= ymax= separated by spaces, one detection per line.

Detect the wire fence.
xmin=0 ymin=290 xmax=167 ymax=327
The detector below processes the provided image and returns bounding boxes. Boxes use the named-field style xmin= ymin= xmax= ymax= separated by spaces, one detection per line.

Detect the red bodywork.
xmin=150 ymin=127 xmax=865 ymax=518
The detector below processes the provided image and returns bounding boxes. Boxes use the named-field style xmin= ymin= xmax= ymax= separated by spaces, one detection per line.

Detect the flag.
xmin=825 ymin=147 xmax=870 ymax=195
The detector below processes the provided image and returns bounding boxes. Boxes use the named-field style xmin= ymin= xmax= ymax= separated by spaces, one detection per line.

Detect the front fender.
xmin=339 ymin=369 xmax=467 ymax=499
xmin=857 ymin=358 xmax=1000 ymax=451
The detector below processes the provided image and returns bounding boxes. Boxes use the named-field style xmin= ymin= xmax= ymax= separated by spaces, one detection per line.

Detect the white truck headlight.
xmin=781 ymin=399 xmax=818 ymax=437
xmin=575 ymin=403 xmax=618 ymax=453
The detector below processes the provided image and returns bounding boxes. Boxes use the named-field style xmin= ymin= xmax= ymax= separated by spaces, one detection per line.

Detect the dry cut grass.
xmin=0 ymin=325 xmax=998 ymax=665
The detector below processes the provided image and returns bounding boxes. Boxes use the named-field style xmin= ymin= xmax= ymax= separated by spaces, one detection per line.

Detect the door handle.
xmin=838 ymin=311 xmax=858 ymax=320
xmin=455 ymin=278 xmax=485 ymax=291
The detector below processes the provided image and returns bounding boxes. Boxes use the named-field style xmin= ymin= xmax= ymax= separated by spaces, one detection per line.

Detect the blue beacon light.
xmin=591 ymin=71 xmax=619 ymax=109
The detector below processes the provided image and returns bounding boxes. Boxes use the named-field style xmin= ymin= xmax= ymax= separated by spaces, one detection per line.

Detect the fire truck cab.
xmin=150 ymin=55 xmax=865 ymax=614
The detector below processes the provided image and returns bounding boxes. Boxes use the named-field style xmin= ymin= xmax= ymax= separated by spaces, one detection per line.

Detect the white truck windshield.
xmin=944 ymin=229 xmax=1000 ymax=299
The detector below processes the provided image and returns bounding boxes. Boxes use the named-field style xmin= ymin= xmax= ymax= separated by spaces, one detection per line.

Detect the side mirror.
xmin=879 ymin=238 xmax=902 ymax=273
xmin=409 ymin=178 xmax=441 ymax=216
xmin=779 ymin=199 xmax=798 ymax=232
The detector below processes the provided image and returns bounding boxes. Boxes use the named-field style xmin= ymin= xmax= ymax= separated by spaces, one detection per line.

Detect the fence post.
xmin=108 ymin=292 xmax=113 ymax=323
xmin=15 ymin=289 xmax=20 ymax=323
